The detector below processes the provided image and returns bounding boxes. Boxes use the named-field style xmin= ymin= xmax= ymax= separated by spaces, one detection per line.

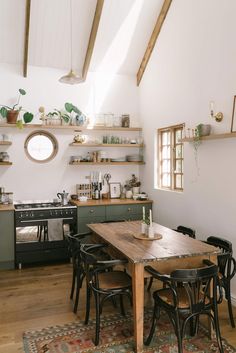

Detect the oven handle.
xmin=19 ymin=217 xmax=74 ymax=223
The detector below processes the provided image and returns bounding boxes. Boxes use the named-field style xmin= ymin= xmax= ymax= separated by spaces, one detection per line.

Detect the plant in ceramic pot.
xmin=124 ymin=174 xmax=141 ymax=196
xmin=65 ymin=102 xmax=87 ymax=126
xmin=0 ymin=88 xmax=34 ymax=125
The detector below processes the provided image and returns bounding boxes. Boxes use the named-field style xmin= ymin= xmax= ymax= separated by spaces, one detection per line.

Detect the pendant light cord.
xmin=70 ymin=0 xmax=73 ymax=70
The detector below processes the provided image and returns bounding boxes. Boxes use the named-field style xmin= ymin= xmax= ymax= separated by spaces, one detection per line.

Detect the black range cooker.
xmin=15 ymin=201 xmax=77 ymax=269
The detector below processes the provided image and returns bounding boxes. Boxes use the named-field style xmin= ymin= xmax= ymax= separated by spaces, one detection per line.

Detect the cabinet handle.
xmin=90 ymin=209 xmax=94 ymax=213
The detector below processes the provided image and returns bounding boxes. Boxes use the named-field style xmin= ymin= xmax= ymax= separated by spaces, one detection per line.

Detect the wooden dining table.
xmin=88 ymin=220 xmax=219 ymax=353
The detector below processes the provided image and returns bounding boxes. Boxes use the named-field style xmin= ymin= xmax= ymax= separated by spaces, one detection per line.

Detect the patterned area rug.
xmin=23 ymin=311 xmax=236 ymax=353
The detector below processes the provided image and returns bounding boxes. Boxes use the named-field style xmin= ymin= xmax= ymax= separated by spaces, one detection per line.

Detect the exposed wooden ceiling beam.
xmin=23 ymin=0 xmax=31 ymax=77
xmin=136 ymin=0 xmax=172 ymax=86
xmin=81 ymin=0 xmax=104 ymax=81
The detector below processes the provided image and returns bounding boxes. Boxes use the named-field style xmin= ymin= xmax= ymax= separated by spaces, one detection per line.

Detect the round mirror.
xmin=24 ymin=131 xmax=58 ymax=163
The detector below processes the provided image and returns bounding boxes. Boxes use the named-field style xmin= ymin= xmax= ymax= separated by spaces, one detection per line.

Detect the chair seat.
xmin=154 ymin=287 xmax=210 ymax=309
xmin=98 ymin=271 xmax=131 ymax=290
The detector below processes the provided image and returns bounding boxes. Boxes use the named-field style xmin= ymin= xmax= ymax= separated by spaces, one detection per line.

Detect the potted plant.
xmin=124 ymin=174 xmax=141 ymax=196
xmin=0 ymin=88 xmax=34 ymax=125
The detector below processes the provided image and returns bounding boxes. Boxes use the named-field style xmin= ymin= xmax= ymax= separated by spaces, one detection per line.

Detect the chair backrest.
xmin=169 ymin=262 xmax=219 ymax=312
xmin=174 ymin=225 xmax=196 ymax=238
xmin=206 ymin=236 xmax=236 ymax=280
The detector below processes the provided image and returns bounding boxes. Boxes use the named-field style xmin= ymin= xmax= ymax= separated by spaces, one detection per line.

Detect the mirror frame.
xmin=24 ymin=130 xmax=58 ymax=163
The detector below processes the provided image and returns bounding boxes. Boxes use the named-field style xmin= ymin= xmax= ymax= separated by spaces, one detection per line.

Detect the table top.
xmin=88 ymin=221 xmax=219 ymax=264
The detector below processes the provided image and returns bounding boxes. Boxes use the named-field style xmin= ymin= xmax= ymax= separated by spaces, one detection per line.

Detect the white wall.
xmin=0 ymin=63 xmax=141 ymax=200
xmin=139 ymin=0 xmax=236 ymax=296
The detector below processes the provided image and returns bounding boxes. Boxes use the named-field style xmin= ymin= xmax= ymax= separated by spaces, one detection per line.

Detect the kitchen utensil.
xmin=57 ymin=190 xmax=69 ymax=206
xmin=104 ymin=173 xmax=111 ymax=184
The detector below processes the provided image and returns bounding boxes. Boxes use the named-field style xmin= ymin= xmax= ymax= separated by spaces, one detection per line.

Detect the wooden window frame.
xmin=158 ymin=124 xmax=184 ymax=191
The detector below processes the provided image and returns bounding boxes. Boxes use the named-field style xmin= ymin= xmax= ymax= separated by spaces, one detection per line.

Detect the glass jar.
xmin=104 ymin=113 xmax=114 ymax=127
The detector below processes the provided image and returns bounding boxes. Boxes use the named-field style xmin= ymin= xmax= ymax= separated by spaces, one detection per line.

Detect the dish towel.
xmin=47 ymin=219 xmax=63 ymax=241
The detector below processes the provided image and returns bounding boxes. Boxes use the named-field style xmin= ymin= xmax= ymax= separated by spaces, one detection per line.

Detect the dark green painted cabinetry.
xmin=77 ymin=206 xmax=106 ymax=233
xmin=0 ymin=210 xmax=14 ymax=269
xmin=106 ymin=203 xmax=152 ymax=221
xmin=77 ymin=203 xmax=152 ymax=233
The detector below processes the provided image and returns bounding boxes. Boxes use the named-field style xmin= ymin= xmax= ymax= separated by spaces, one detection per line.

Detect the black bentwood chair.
xmin=147 ymin=225 xmax=196 ymax=292
xmin=173 ymin=225 xmax=196 ymax=239
xmin=65 ymin=232 xmax=92 ymax=313
xmin=80 ymin=243 xmax=132 ymax=346
xmin=144 ymin=260 xmax=224 ymax=353
xmin=206 ymin=236 xmax=236 ymax=327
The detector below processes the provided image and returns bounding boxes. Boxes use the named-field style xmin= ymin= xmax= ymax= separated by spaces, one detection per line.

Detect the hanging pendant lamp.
xmin=59 ymin=0 xmax=82 ymax=84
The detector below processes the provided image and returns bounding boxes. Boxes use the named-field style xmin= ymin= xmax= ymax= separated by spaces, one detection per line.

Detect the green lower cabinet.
xmin=77 ymin=206 xmax=106 ymax=233
xmin=77 ymin=203 xmax=152 ymax=229
xmin=106 ymin=203 xmax=152 ymax=221
xmin=0 ymin=210 xmax=15 ymax=269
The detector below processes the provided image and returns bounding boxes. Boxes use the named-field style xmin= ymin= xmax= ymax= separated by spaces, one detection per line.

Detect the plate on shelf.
xmin=126 ymin=154 xmax=143 ymax=162
xmin=110 ymin=157 xmax=127 ymax=162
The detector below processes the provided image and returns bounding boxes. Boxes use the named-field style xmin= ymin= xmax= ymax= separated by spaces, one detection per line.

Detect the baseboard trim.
xmin=231 ymin=295 xmax=236 ymax=307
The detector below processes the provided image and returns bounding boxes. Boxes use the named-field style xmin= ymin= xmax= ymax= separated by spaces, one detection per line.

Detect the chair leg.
xmin=145 ymin=303 xmax=159 ymax=345
xmin=175 ymin=314 xmax=183 ymax=353
xmin=226 ymin=286 xmax=235 ymax=328
xmin=120 ymin=294 xmax=125 ymax=316
xmin=70 ymin=268 xmax=76 ymax=299
xmin=147 ymin=277 xmax=153 ymax=291
xmin=94 ymin=293 xmax=100 ymax=346
xmin=213 ymin=306 xmax=224 ymax=353
xmin=85 ymin=286 xmax=91 ymax=325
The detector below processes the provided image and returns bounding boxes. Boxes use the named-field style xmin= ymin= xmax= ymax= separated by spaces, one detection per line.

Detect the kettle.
xmin=57 ymin=190 xmax=69 ymax=206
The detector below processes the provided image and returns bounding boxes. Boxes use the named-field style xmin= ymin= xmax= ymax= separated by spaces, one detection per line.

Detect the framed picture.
xmin=231 ymin=95 xmax=236 ymax=132
xmin=109 ymin=182 xmax=121 ymax=199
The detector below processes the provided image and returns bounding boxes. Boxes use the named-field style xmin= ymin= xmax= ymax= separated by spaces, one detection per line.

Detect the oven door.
xmin=15 ymin=217 xmax=76 ymax=268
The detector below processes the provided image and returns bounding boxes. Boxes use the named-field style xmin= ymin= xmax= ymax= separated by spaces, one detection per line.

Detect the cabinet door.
xmin=106 ymin=203 xmax=152 ymax=221
xmin=0 ymin=211 xmax=14 ymax=269
xmin=77 ymin=206 xmax=106 ymax=233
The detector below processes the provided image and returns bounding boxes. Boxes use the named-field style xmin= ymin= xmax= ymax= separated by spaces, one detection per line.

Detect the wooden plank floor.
xmin=0 ymin=263 xmax=235 ymax=353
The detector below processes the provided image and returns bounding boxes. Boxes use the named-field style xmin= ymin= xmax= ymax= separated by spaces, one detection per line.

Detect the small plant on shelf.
xmin=124 ymin=174 xmax=141 ymax=190
xmin=0 ymin=88 xmax=34 ymax=126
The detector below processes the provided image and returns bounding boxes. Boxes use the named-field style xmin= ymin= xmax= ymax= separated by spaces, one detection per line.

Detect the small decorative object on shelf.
xmin=76 ymin=183 xmax=92 ymax=199
xmin=121 ymin=114 xmax=130 ymax=127
xmin=124 ymin=174 xmax=141 ymax=195
xmin=210 ymin=101 xmax=223 ymax=122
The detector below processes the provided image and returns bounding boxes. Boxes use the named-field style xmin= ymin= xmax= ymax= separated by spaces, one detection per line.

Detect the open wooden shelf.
xmin=181 ymin=132 xmax=236 ymax=142
xmin=69 ymin=143 xmax=144 ymax=147
xmin=0 ymin=123 xmax=142 ymax=132
xmin=0 ymin=141 xmax=12 ymax=145
xmin=0 ymin=162 xmax=12 ymax=165
xmin=69 ymin=161 xmax=145 ymax=166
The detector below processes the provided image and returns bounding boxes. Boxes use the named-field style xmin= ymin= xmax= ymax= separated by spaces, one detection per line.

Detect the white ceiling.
xmin=0 ymin=0 xmax=164 ymax=76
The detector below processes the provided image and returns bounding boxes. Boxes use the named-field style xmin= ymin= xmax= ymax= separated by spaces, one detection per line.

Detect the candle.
xmin=142 ymin=206 xmax=145 ymax=221
xmin=149 ymin=209 xmax=153 ymax=227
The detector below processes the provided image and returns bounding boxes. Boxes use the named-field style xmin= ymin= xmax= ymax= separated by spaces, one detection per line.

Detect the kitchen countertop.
xmin=0 ymin=204 xmax=15 ymax=211
xmin=71 ymin=199 xmax=153 ymax=207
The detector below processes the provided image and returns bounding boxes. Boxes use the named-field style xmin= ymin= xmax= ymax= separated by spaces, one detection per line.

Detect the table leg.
xmin=132 ymin=262 xmax=144 ymax=353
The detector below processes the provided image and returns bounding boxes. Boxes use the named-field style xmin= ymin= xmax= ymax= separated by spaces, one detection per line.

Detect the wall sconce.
xmin=210 ymin=101 xmax=223 ymax=122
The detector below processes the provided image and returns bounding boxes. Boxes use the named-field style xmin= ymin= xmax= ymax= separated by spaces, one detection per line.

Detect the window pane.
xmin=175 ymin=174 xmax=183 ymax=189
xmin=162 ymin=173 xmax=170 ymax=187
xmin=25 ymin=131 xmax=58 ymax=163
xmin=162 ymin=146 xmax=170 ymax=158
xmin=175 ymin=160 xmax=183 ymax=173
xmin=162 ymin=159 xmax=170 ymax=173
xmin=175 ymin=145 xmax=183 ymax=158
xmin=175 ymin=129 xmax=182 ymax=143
xmin=162 ymin=132 xmax=170 ymax=145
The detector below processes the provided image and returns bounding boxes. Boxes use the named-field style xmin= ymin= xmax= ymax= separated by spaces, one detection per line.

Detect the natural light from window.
xmin=86 ymin=0 xmax=144 ymax=123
